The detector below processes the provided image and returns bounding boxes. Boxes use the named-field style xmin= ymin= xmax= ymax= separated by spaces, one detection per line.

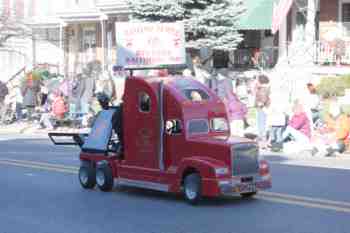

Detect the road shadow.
xmin=111 ymin=186 xmax=257 ymax=207
xmin=262 ymin=155 xmax=289 ymax=163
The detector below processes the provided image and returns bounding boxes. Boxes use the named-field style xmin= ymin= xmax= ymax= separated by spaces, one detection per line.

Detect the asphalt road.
xmin=1 ymin=134 xmax=350 ymax=233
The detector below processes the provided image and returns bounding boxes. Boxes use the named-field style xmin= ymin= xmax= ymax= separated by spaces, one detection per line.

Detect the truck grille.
xmin=231 ymin=144 xmax=259 ymax=176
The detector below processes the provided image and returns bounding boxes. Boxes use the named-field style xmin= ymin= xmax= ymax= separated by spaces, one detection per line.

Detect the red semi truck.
xmin=50 ymin=74 xmax=271 ymax=204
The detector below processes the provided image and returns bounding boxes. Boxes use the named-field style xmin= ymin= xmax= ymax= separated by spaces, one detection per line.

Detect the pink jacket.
xmin=289 ymin=112 xmax=311 ymax=138
xmin=52 ymin=96 xmax=67 ymax=119
xmin=223 ymin=93 xmax=247 ymax=121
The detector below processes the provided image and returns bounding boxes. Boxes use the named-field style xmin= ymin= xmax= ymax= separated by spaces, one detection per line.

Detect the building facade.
xmin=29 ymin=0 xmax=129 ymax=77
xmin=0 ymin=0 xmax=129 ymax=81
xmin=317 ymin=0 xmax=350 ymax=64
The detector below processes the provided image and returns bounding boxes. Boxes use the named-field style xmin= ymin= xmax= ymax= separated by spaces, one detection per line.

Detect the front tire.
xmin=184 ymin=173 xmax=202 ymax=205
xmin=79 ymin=164 xmax=96 ymax=189
xmin=96 ymin=164 xmax=114 ymax=192
xmin=241 ymin=192 xmax=257 ymax=198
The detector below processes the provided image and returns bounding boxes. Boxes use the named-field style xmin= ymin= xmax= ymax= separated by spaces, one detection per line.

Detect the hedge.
xmin=316 ymin=74 xmax=350 ymax=98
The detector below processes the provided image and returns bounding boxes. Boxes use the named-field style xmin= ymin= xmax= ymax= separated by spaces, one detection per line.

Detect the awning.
xmin=237 ymin=0 xmax=293 ymax=33
xmin=237 ymin=0 xmax=279 ymax=30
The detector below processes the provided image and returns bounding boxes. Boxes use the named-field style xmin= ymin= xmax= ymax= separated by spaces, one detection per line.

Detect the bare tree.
xmin=0 ymin=9 xmax=31 ymax=47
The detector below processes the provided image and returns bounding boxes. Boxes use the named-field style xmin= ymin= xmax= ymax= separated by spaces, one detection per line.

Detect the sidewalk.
xmin=262 ymin=150 xmax=350 ymax=170
xmin=0 ymin=122 xmax=90 ymax=136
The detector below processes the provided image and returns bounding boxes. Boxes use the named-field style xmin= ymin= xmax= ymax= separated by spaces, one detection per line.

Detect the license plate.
xmin=238 ymin=183 xmax=256 ymax=193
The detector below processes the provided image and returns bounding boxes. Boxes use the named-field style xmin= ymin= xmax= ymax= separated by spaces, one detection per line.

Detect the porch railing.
xmin=231 ymin=46 xmax=279 ymax=70
xmin=314 ymin=40 xmax=350 ymax=65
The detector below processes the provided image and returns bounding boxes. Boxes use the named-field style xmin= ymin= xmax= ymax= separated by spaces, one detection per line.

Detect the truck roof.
xmin=131 ymin=75 xmax=219 ymax=101
xmin=130 ymin=75 xmax=227 ymax=119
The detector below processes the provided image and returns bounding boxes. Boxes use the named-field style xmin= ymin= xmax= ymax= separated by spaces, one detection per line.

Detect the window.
xmin=188 ymin=119 xmax=209 ymax=135
xmin=213 ymin=50 xmax=229 ymax=68
xmin=82 ymin=28 xmax=97 ymax=50
xmin=165 ymin=119 xmax=182 ymax=135
xmin=342 ymin=3 xmax=350 ymax=22
xmin=183 ymin=89 xmax=209 ymax=101
xmin=139 ymin=92 xmax=151 ymax=112
xmin=211 ymin=118 xmax=229 ymax=132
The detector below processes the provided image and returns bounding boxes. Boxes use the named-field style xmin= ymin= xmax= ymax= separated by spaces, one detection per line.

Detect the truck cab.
xmin=70 ymin=74 xmax=271 ymax=204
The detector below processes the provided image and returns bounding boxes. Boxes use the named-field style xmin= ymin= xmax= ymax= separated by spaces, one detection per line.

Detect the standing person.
xmin=267 ymin=90 xmax=287 ymax=150
xmin=21 ymin=73 xmax=39 ymax=121
xmin=95 ymin=71 xmax=115 ymax=101
xmin=69 ymin=74 xmax=85 ymax=120
xmin=14 ymin=80 xmax=23 ymax=121
xmin=0 ymin=80 xmax=9 ymax=124
xmin=80 ymin=69 xmax=95 ymax=118
xmin=111 ymin=65 xmax=127 ymax=105
xmin=223 ymin=80 xmax=248 ymax=137
xmin=254 ymin=74 xmax=271 ymax=142
xmin=192 ymin=56 xmax=210 ymax=85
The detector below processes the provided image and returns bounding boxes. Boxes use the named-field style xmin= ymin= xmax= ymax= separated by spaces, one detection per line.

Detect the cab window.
xmin=139 ymin=92 xmax=151 ymax=112
xmin=183 ymin=89 xmax=209 ymax=101
xmin=211 ymin=118 xmax=229 ymax=132
xmin=188 ymin=119 xmax=209 ymax=135
xmin=165 ymin=119 xmax=182 ymax=135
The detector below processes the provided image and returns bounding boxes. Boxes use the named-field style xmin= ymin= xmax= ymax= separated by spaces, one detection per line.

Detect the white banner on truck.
xmin=115 ymin=22 xmax=186 ymax=68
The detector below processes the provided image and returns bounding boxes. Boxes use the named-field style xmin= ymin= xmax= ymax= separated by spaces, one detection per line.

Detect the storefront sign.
xmin=115 ymin=22 xmax=186 ymax=68
xmin=272 ymin=0 xmax=293 ymax=34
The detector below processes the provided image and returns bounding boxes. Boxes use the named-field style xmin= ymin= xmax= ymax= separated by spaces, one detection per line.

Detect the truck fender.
xmin=175 ymin=157 xmax=224 ymax=183
xmin=172 ymin=157 xmax=227 ymax=196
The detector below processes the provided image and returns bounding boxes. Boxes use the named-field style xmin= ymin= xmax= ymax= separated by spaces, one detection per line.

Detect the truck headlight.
xmin=215 ymin=167 xmax=229 ymax=176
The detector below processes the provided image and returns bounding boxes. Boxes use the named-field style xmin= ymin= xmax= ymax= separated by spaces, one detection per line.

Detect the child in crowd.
xmin=312 ymin=103 xmax=350 ymax=157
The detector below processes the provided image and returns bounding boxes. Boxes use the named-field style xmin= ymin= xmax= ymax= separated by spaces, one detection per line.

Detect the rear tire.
xmin=241 ymin=192 xmax=257 ymax=198
xmin=79 ymin=164 xmax=96 ymax=189
xmin=96 ymin=164 xmax=114 ymax=192
xmin=184 ymin=173 xmax=202 ymax=205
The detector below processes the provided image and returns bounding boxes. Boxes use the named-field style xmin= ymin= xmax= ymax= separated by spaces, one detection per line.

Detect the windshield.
xmin=188 ymin=119 xmax=209 ymax=135
xmin=211 ymin=118 xmax=229 ymax=132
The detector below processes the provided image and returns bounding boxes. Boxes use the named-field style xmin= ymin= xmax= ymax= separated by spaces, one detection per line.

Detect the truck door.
xmin=164 ymin=93 xmax=184 ymax=169
xmin=134 ymin=90 xmax=159 ymax=170
xmin=121 ymin=82 xmax=162 ymax=182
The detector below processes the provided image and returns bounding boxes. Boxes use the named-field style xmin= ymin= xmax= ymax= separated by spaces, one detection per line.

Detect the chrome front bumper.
xmin=218 ymin=175 xmax=272 ymax=195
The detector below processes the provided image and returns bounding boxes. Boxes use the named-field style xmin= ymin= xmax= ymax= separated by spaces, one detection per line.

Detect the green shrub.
xmin=341 ymin=104 xmax=350 ymax=115
xmin=316 ymin=75 xmax=350 ymax=98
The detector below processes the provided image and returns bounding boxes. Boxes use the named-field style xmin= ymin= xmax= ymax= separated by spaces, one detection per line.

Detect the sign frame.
xmin=115 ymin=22 xmax=187 ymax=69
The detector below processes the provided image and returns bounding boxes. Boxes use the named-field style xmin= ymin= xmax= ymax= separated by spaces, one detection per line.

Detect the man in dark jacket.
xmin=0 ymin=81 xmax=9 ymax=124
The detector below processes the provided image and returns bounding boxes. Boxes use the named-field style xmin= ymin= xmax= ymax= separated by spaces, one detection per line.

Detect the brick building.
xmin=317 ymin=0 xmax=350 ymax=64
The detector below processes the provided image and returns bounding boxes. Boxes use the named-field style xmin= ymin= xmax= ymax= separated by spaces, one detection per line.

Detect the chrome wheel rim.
xmin=79 ymin=169 xmax=88 ymax=185
xmin=96 ymin=170 xmax=105 ymax=186
xmin=185 ymin=183 xmax=197 ymax=200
